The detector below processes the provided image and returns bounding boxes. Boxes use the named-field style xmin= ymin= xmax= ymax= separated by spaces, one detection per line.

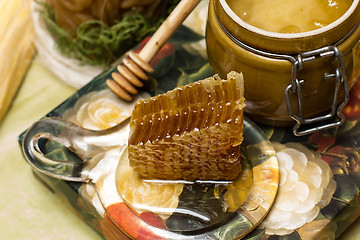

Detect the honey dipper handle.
xmin=138 ymin=0 xmax=201 ymax=63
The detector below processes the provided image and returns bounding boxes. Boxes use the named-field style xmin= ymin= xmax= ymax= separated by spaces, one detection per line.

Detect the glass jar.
xmin=206 ymin=0 xmax=360 ymax=135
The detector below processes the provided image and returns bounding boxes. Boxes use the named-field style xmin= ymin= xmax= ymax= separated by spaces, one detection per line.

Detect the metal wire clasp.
xmin=216 ymin=14 xmax=352 ymax=136
xmin=285 ymin=46 xmax=349 ymax=136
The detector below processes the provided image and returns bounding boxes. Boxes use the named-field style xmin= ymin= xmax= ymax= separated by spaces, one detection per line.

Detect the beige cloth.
xmin=0 ymin=57 xmax=102 ymax=239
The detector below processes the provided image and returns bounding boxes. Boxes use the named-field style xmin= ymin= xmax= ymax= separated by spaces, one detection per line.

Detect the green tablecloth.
xmin=1 ymin=56 xmax=360 ymax=239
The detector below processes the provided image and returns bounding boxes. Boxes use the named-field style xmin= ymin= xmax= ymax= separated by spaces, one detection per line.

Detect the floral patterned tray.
xmin=20 ymin=25 xmax=360 ymax=240
xmin=20 ymin=24 xmax=279 ymax=239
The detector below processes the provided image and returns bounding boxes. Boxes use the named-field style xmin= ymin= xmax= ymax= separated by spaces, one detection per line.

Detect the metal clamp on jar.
xmin=206 ymin=0 xmax=360 ymax=135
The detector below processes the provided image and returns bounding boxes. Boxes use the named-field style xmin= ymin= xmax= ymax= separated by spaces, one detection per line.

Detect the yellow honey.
xmin=227 ymin=0 xmax=353 ymax=33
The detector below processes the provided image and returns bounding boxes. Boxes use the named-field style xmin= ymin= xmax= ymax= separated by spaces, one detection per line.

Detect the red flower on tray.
xmin=105 ymin=202 xmax=166 ymax=240
xmin=342 ymin=76 xmax=360 ymax=121
xmin=309 ymin=131 xmax=360 ymax=174
xmin=134 ymin=36 xmax=177 ymax=66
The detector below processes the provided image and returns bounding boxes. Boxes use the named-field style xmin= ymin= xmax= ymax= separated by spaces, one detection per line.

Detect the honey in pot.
xmin=206 ymin=0 xmax=360 ymax=135
xmin=227 ymin=0 xmax=353 ymax=33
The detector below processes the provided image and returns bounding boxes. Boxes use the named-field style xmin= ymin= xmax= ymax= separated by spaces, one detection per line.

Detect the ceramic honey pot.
xmin=206 ymin=0 xmax=360 ymax=135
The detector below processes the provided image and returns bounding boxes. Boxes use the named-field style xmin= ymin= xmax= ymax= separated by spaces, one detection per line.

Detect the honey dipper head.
xmin=128 ymin=71 xmax=245 ymax=181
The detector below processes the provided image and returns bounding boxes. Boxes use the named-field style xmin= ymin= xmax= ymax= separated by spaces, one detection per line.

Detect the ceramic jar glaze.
xmin=206 ymin=0 xmax=360 ymax=135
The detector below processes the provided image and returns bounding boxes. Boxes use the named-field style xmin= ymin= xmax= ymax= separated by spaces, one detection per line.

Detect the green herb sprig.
xmin=36 ymin=1 xmax=178 ymax=66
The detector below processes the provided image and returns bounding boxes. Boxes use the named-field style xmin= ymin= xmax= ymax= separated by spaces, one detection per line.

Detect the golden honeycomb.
xmin=128 ymin=71 xmax=245 ymax=181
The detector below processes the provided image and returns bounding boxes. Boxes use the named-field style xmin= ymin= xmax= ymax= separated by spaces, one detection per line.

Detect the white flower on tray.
xmin=63 ymin=89 xmax=149 ymax=130
xmin=260 ymin=142 xmax=336 ymax=236
xmin=62 ymin=89 xmax=149 ymax=151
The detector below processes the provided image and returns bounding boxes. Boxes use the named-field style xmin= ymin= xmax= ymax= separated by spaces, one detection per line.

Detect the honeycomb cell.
xmin=128 ymin=72 xmax=245 ymax=181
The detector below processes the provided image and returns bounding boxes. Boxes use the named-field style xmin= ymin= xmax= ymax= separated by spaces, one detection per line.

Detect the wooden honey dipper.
xmin=106 ymin=0 xmax=201 ymax=101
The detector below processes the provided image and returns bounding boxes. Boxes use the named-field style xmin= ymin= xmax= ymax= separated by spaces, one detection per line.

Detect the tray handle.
xmin=21 ymin=117 xmax=129 ymax=182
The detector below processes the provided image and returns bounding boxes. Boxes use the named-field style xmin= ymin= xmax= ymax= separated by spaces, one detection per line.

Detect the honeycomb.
xmin=128 ymin=71 xmax=245 ymax=181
